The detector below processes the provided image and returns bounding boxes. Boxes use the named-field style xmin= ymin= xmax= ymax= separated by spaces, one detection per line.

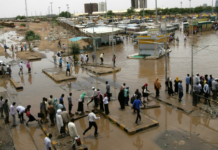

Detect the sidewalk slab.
xmin=27 ymin=56 xmax=41 ymax=60
xmin=101 ymin=100 xmax=159 ymax=135
xmin=42 ymin=68 xmax=77 ymax=82
xmin=10 ymin=78 xmax=23 ymax=90
xmin=150 ymin=91 xmax=197 ymax=114
xmin=81 ymin=64 xmax=121 ymax=75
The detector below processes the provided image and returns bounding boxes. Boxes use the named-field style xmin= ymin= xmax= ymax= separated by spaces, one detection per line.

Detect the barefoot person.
xmin=16 ymin=105 xmax=26 ymax=123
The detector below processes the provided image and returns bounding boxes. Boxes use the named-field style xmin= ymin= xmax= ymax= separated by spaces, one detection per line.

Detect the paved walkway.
xmin=150 ymin=91 xmax=198 ymax=114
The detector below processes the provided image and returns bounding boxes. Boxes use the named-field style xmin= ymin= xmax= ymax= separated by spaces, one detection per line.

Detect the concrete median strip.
xmin=10 ymin=78 xmax=23 ymax=90
xmin=81 ymin=65 xmax=121 ymax=75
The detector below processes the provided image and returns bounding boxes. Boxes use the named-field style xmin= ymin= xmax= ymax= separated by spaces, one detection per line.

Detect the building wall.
xmin=216 ymin=0 xmax=218 ymax=7
xmin=99 ymin=2 xmax=106 ymax=12
xmin=85 ymin=3 xmax=98 ymax=14
xmin=131 ymin=0 xmax=138 ymax=8
xmin=139 ymin=0 xmax=147 ymax=8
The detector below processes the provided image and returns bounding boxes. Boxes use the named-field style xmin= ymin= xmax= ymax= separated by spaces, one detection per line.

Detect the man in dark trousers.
xmin=68 ymin=93 xmax=73 ymax=115
xmin=106 ymin=81 xmax=111 ymax=101
xmin=83 ymin=110 xmax=100 ymax=136
xmin=186 ymin=74 xmax=190 ymax=94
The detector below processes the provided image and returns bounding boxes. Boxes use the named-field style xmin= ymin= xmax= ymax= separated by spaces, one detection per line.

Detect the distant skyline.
xmin=0 ymin=0 xmax=216 ymax=18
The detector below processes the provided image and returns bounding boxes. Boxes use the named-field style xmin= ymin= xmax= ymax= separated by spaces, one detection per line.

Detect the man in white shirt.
xmin=18 ymin=61 xmax=23 ymax=74
xmin=83 ymin=110 xmax=100 ymax=136
xmin=16 ymin=106 xmax=25 ymax=122
xmin=10 ymin=102 xmax=16 ymax=126
xmin=100 ymin=53 xmax=104 ymax=65
xmin=44 ymin=134 xmax=52 ymax=150
xmin=63 ymin=44 xmax=66 ymax=53
xmin=68 ymin=118 xmax=78 ymax=149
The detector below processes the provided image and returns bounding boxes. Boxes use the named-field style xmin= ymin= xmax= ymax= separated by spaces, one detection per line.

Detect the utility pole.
xmin=48 ymin=6 xmax=50 ymax=15
xmin=24 ymin=0 xmax=29 ymax=29
xmin=155 ymin=0 xmax=157 ymax=25
xmin=143 ymin=0 xmax=145 ymax=22
xmin=181 ymin=1 xmax=182 ymax=8
xmin=212 ymin=0 xmax=214 ymax=14
xmin=112 ymin=20 xmax=114 ymax=69
xmin=189 ymin=0 xmax=191 ymax=14
xmin=191 ymin=0 xmax=194 ymax=95
xmin=93 ymin=27 xmax=97 ymax=65
xmin=66 ymin=4 xmax=69 ymax=55
xmin=50 ymin=2 xmax=53 ymax=14
xmin=105 ymin=0 xmax=107 ymax=18
xmin=165 ymin=17 xmax=168 ymax=91
xmin=59 ymin=7 xmax=61 ymax=15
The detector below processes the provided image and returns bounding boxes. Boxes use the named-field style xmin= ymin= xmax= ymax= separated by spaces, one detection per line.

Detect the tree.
xmin=59 ymin=11 xmax=71 ymax=18
xmin=25 ymin=30 xmax=41 ymax=51
xmin=194 ymin=6 xmax=204 ymax=14
xmin=16 ymin=15 xmax=26 ymax=20
xmin=105 ymin=10 xmax=115 ymax=18
xmin=126 ymin=7 xmax=135 ymax=16
xmin=70 ymin=42 xmax=80 ymax=63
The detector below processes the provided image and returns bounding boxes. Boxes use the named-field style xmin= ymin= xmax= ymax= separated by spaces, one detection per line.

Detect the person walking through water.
xmin=132 ymin=95 xmax=142 ymax=125
xmin=25 ymin=105 xmax=38 ymax=125
xmin=26 ymin=61 xmax=31 ymax=73
xmin=83 ymin=110 xmax=100 ymax=136
xmin=77 ymin=93 xmax=85 ymax=114
xmin=154 ymin=78 xmax=161 ymax=98
xmin=66 ymin=62 xmax=70 ymax=76
xmin=10 ymin=102 xmax=16 ymax=126
xmin=106 ymin=81 xmax=111 ymax=102
xmin=100 ymin=53 xmax=104 ymax=65
xmin=2 ymin=99 xmax=10 ymax=124
xmin=18 ymin=61 xmax=23 ymax=74
xmin=63 ymin=44 xmax=66 ymax=53
xmin=113 ymin=55 xmax=116 ymax=67
xmin=124 ymin=87 xmax=129 ymax=106
xmin=174 ymin=77 xmax=179 ymax=94
xmin=68 ymin=118 xmax=79 ymax=150
xmin=92 ymin=52 xmax=95 ymax=63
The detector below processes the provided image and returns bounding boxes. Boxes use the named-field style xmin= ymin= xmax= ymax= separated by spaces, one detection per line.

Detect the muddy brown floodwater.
xmin=0 ymin=23 xmax=218 ymax=150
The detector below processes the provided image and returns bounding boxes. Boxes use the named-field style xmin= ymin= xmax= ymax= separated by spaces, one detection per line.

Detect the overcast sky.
xmin=0 ymin=0 xmax=215 ymax=18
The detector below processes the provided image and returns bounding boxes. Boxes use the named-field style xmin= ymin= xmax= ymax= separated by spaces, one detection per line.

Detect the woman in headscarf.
xmin=118 ymin=89 xmax=125 ymax=109
xmin=25 ymin=105 xmax=38 ymax=125
xmin=166 ymin=78 xmax=174 ymax=96
xmin=77 ymin=93 xmax=85 ymax=113
xmin=135 ymin=89 xmax=141 ymax=100
xmin=56 ymin=109 xmax=63 ymax=135
xmin=124 ymin=87 xmax=129 ymax=106
xmin=142 ymin=83 xmax=150 ymax=102
xmin=53 ymin=98 xmax=59 ymax=113
xmin=154 ymin=77 xmax=161 ymax=98
xmin=98 ymin=91 xmax=104 ymax=111
xmin=174 ymin=77 xmax=179 ymax=94
xmin=26 ymin=61 xmax=31 ymax=73
xmin=103 ymin=94 xmax=109 ymax=115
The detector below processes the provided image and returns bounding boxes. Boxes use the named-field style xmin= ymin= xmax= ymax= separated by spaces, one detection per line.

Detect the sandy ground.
xmin=0 ymin=22 xmax=89 ymax=59
xmin=16 ymin=51 xmax=43 ymax=60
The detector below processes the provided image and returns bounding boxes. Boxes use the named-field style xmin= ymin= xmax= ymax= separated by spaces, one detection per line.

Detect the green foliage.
xmin=25 ymin=30 xmax=41 ymax=42
xmin=59 ymin=11 xmax=71 ymax=18
xmin=104 ymin=10 xmax=115 ymax=18
xmin=70 ymin=42 xmax=80 ymax=55
xmin=16 ymin=15 xmax=26 ymax=20
xmin=20 ymin=23 xmax=26 ymax=27
xmin=126 ymin=7 xmax=136 ymax=16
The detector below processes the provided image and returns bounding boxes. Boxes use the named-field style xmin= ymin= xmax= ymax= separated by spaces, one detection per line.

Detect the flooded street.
xmin=1 ymin=24 xmax=218 ymax=150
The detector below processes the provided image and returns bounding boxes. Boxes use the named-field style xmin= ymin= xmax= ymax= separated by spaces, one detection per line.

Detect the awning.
xmin=70 ymin=37 xmax=91 ymax=42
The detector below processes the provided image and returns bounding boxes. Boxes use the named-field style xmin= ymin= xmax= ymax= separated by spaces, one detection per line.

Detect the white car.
xmin=0 ymin=60 xmax=9 ymax=74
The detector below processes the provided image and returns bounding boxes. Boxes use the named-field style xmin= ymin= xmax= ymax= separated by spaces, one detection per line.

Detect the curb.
xmin=100 ymin=111 xmax=159 ymax=135
xmin=81 ymin=66 xmax=121 ymax=75
xmin=150 ymin=95 xmax=194 ymax=114
xmin=10 ymin=78 xmax=23 ymax=90
xmin=42 ymin=69 xmax=77 ymax=82
xmin=39 ymin=123 xmax=59 ymax=150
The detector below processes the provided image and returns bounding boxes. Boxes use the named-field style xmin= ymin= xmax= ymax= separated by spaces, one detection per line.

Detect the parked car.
xmin=0 ymin=60 xmax=9 ymax=75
